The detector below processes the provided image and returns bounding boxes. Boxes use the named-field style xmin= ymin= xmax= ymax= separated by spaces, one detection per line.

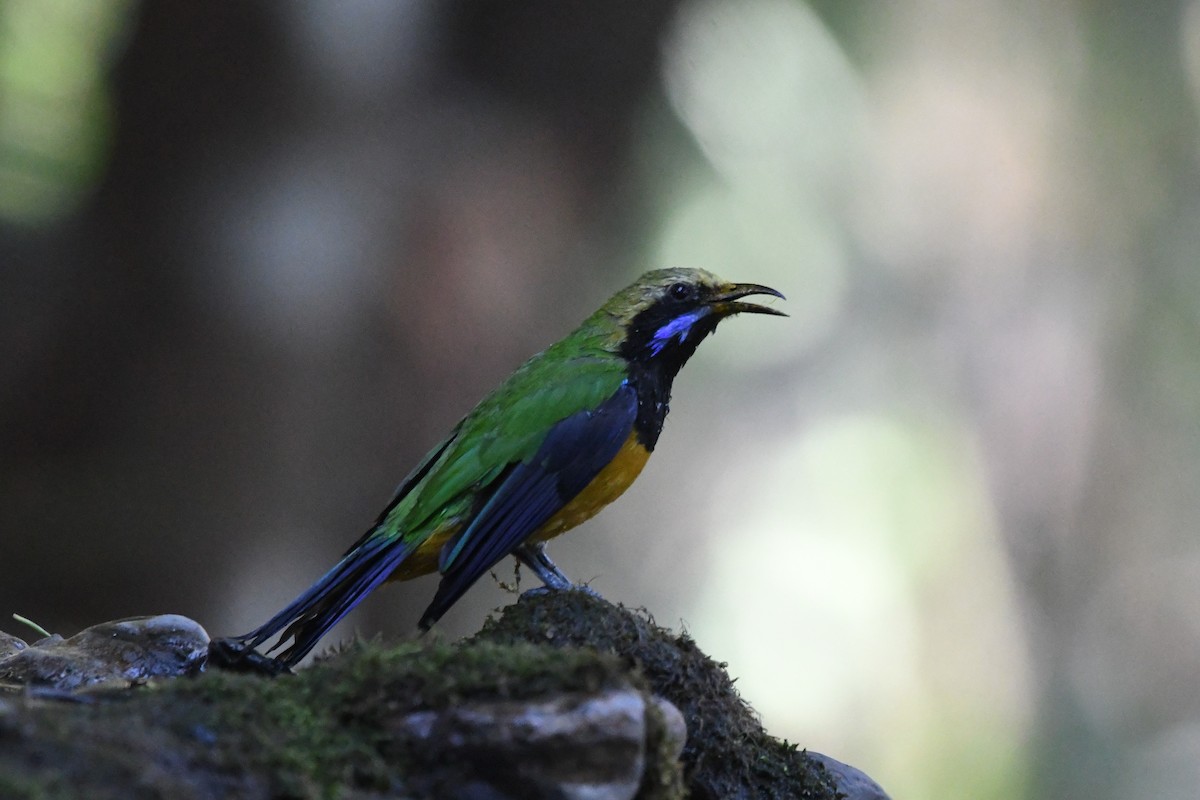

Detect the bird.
xmin=229 ymin=268 xmax=785 ymax=667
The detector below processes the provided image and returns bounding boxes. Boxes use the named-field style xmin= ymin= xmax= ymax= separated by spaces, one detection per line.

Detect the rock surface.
xmin=0 ymin=633 xmax=684 ymax=799
xmin=395 ymin=687 xmax=668 ymax=800
xmin=808 ymin=751 xmax=892 ymax=800
xmin=0 ymin=630 xmax=27 ymax=661
xmin=0 ymin=614 xmax=209 ymax=691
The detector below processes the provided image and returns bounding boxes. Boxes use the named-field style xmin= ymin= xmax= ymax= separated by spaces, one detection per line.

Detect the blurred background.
xmin=3 ymin=1 xmax=1200 ymax=797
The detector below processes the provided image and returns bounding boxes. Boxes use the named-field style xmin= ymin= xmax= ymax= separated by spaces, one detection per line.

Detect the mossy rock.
xmin=474 ymin=590 xmax=842 ymax=800
xmin=0 ymin=591 xmax=843 ymax=799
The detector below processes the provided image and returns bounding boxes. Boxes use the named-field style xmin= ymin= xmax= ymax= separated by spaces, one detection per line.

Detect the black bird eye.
xmin=668 ymin=282 xmax=693 ymax=301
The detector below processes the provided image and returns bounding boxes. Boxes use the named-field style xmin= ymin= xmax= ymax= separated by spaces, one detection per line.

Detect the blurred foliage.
xmin=3 ymin=2 xmax=1200 ymax=798
xmin=0 ymin=0 xmax=131 ymax=223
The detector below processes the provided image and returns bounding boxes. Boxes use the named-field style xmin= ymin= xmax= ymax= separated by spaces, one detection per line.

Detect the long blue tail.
xmin=233 ymin=536 xmax=414 ymax=667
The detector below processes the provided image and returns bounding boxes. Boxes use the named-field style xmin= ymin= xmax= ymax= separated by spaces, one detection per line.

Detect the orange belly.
xmin=529 ymin=431 xmax=650 ymax=543
xmin=389 ymin=431 xmax=650 ymax=581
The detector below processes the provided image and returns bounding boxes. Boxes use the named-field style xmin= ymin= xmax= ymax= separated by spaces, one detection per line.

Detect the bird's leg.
xmin=514 ymin=542 xmax=605 ymax=602
xmin=514 ymin=542 xmax=573 ymax=590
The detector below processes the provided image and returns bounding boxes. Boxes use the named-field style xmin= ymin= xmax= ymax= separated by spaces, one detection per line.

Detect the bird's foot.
xmin=518 ymin=583 xmax=605 ymax=601
xmin=570 ymin=583 xmax=605 ymax=600
xmin=206 ymin=638 xmax=293 ymax=676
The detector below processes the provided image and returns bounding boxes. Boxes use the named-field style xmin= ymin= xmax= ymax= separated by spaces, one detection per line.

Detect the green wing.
xmin=377 ymin=349 xmax=628 ymax=542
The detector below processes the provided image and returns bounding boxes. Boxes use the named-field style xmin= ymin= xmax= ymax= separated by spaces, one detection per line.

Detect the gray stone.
xmin=808 ymin=751 xmax=892 ymax=800
xmin=395 ymin=687 xmax=662 ymax=800
xmin=0 ymin=614 xmax=209 ymax=691
xmin=0 ymin=630 xmax=27 ymax=661
xmin=650 ymin=694 xmax=688 ymax=763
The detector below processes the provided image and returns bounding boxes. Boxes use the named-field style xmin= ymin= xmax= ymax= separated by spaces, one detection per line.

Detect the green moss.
xmin=474 ymin=590 xmax=843 ymax=800
xmin=0 ymin=634 xmax=670 ymax=799
xmin=168 ymin=639 xmax=636 ymax=796
xmin=0 ymin=772 xmax=75 ymax=800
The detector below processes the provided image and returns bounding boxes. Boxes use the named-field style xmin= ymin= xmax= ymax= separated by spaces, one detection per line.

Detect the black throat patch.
xmin=619 ymin=302 xmax=720 ymax=450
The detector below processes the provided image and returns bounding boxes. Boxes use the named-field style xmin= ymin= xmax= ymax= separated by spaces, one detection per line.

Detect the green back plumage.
xmin=400 ymin=354 xmax=626 ymax=528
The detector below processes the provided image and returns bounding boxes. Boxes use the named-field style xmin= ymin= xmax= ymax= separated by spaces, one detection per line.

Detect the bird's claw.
xmin=519 ymin=583 xmax=605 ymax=601
xmin=206 ymin=638 xmax=293 ymax=676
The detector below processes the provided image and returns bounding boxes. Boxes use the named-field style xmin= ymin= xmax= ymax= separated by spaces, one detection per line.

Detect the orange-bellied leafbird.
xmin=231 ymin=268 xmax=785 ymax=666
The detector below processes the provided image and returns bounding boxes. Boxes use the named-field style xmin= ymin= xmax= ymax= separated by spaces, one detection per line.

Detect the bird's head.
xmin=605 ymin=268 xmax=786 ymax=369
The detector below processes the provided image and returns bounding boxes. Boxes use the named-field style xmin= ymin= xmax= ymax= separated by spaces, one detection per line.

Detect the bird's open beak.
xmin=709 ymin=282 xmax=788 ymax=318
